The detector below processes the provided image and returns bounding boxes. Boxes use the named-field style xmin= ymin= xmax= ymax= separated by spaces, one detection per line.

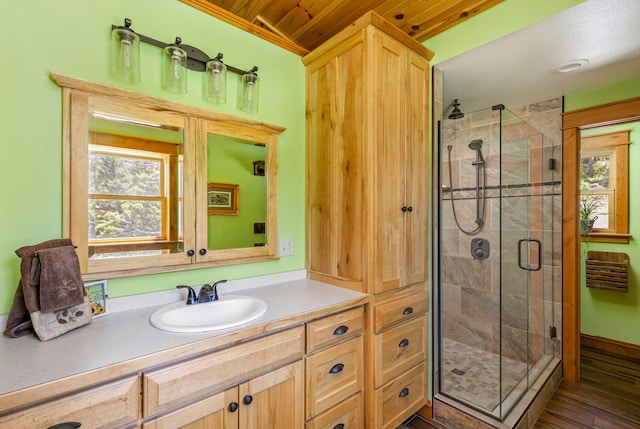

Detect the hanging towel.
xmin=3 ymin=238 xmax=92 ymax=341
xmin=33 ymin=245 xmax=85 ymax=313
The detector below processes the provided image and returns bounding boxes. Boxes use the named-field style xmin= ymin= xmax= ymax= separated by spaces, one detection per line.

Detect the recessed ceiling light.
xmin=551 ymin=59 xmax=590 ymax=74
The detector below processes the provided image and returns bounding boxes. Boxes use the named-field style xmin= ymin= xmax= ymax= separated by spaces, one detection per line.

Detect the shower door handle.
xmin=517 ymin=238 xmax=542 ymax=271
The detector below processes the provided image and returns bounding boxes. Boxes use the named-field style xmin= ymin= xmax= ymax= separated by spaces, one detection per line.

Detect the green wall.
xmin=566 ymin=78 xmax=640 ymax=345
xmin=207 ymin=135 xmax=268 ymax=249
xmin=0 ymin=0 xmax=306 ymax=314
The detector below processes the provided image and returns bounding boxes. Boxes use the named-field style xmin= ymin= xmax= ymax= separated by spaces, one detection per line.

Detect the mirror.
xmin=206 ymin=134 xmax=268 ymax=250
xmin=88 ymin=113 xmax=185 ymax=260
xmin=53 ymin=73 xmax=284 ymax=279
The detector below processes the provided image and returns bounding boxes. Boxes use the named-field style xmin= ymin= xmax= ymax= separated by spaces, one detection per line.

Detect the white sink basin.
xmin=150 ymin=295 xmax=267 ymax=333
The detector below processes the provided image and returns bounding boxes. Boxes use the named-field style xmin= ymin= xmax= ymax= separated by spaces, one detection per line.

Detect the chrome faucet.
xmin=177 ymin=280 xmax=227 ymax=305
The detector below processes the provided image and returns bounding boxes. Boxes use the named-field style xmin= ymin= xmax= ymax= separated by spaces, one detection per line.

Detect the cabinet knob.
xmin=407 ymin=206 xmax=413 ymax=212
xmin=187 ymin=249 xmax=195 ymax=256
xmin=401 ymin=206 xmax=408 ymax=212
xmin=47 ymin=424 xmax=81 ymax=429
xmin=199 ymin=248 xmax=207 ymax=255
xmin=399 ymin=387 xmax=410 ymax=398
xmin=329 ymin=363 xmax=345 ymax=374
xmin=399 ymin=338 xmax=410 ymax=348
xmin=402 ymin=307 xmax=413 ymax=316
xmin=333 ymin=425 xmax=345 ymax=429
xmin=333 ymin=325 xmax=349 ymax=336
xmin=244 ymin=395 xmax=253 ymax=405
xmin=229 ymin=402 xmax=238 ymax=412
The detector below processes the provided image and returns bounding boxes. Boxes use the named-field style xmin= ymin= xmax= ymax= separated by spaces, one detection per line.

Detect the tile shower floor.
xmin=441 ymin=338 xmax=528 ymax=413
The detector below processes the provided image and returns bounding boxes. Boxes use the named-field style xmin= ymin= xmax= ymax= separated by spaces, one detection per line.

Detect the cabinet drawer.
xmin=373 ymin=288 xmax=428 ymax=332
xmin=305 ymin=392 xmax=363 ymax=429
xmin=374 ymin=316 xmax=426 ymax=387
xmin=0 ymin=376 xmax=139 ymax=429
xmin=306 ymin=306 xmax=364 ymax=353
xmin=142 ymin=387 xmax=236 ymax=429
xmin=305 ymin=336 xmax=363 ymax=419
xmin=144 ymin=325 xmax=304 ymax=417
xmin=374 ymin=362 xmax=427 ymax=429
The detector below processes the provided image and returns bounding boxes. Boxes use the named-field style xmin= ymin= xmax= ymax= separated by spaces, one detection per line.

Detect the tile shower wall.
xmin=440 ymin=99 xmax=562 ymax=365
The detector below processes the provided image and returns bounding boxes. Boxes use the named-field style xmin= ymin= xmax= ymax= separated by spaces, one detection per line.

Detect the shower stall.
xmin=434 ymin=103 xmax=562 ymax=424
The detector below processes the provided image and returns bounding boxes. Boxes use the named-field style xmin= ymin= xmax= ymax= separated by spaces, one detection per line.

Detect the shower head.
xmin=468 ymin=139 xmax=483 ymax=150
xmin=448 ymin=98 xmax=464 ymax=120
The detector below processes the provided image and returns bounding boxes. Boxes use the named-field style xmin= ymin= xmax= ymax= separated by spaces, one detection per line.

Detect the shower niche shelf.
xmin=585 ymin=251 xmax=629 ymax=292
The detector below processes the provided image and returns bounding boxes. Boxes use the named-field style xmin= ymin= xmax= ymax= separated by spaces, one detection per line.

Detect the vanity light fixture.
xmin=111 ymin=18 xmax=140 ymax=83
xmin=162 ymin=38 xmax=188 ymax=94
xmin=111 ymin=18 xmax=259 ymax=111
xmin=205 ymin=54 xmax=228 ymax=104
xmin=240 ymin=67 xmax=260 ymax=113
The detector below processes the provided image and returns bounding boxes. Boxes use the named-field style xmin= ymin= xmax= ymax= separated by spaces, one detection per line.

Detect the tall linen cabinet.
xmin=303 ymin=12 xmax=433 ymax=429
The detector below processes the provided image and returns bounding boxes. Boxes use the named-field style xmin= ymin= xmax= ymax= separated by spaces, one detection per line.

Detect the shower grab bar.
xmin=517 ymin=238 xmax=542 ymax=271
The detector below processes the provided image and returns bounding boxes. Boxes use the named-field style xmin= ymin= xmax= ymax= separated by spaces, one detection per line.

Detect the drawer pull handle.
xmin=229 ymin=402 xmax=238 ymax=412
xmin=399 ymin=338 xmax=410 ymax=347
xmin=329 ymin=363 xmax=345 ymax=374
xmin=333 ymin=325 xmax=349 ymax=335
xmin=399 ymin=387 xmax=410 ymax=398
xmin=244 ymin=395 xmax=253 ymax=405
xmin=403 ymin=307 xmax=413 ymax=315
xmin=333 ymin=425 xmax=345 ymax=429
xmin=48 ymin=424 xmax=81 ymax=429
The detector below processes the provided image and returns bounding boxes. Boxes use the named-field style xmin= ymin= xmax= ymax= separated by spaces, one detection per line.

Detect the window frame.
xmin=580 ymin=130 xmax=630 ymax=243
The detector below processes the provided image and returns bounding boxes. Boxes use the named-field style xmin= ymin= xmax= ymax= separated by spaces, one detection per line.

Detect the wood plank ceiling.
xmin=181 ymin=0 xmax=505 ymax=56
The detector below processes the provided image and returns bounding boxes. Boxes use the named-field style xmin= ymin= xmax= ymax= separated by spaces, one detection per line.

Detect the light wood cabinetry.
xmin=303 ymin=11 xmax=433 ymax=428
xmin=0 ymin=306 xmax=364 ymax=429
xmin=144 ymin=361 xmax=304 ymax=429
xmin=304 ymin=12 xmax=431 ymax=295
xmin=305 ymin=308 xmax=365 ymax=427
xmin=143 ymin=326 xmax=304 ymax=417
xmin=0 ymin=376 xmax=140 ymax=429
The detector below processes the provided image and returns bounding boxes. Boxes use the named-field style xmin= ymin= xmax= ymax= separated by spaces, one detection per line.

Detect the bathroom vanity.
xmin=0 ymin=279 xmax=367 ymax=428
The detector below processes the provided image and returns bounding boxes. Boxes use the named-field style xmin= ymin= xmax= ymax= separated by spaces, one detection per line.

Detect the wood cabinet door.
xmin=239 ymin=360 xmax=304 ymax=429
xmin=370 ymin=28 xmax=408 ymax=294
xmin=306 ymin=40 xmax=367 ymax=290
xmin=403 ymin=50 xmax=429 ymax=287
xmin=143 ymin=388 xmax=238 ymax=429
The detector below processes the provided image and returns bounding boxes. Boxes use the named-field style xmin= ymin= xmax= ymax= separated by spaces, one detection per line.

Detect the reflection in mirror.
xmin=206 ymin=134 xmax=267 ymax=250
xmin=87 ymin=114 xmax=184 ymax=260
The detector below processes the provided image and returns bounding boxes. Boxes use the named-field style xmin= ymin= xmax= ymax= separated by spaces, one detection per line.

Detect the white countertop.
xmin=0 ymin=278 xmax=366 ymax=397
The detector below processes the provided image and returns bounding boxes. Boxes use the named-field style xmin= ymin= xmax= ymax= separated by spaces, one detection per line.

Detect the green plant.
xmin=579 ymin=194 xmax=602 ymax=221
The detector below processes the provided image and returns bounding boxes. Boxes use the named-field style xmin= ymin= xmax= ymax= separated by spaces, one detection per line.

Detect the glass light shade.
xmin=204 ymin=59 xmax=227 ymax=104
xmin=239 ymin=72 xmax=260 ymax=113
xmin=111 ymin=27 xmax=141 ymax=83
xmin=162 ymin=45 xmax=188 ymax=94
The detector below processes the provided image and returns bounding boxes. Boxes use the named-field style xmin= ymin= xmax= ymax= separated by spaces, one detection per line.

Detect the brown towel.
xmin=3 ymin=238 xmax=80 ymax=338
xmin=32 ymin=245 xmax=85 ymax=313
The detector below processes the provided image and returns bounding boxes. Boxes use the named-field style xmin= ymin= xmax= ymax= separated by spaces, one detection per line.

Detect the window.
xmin=580 ymin=130 xmax=630 ymax=242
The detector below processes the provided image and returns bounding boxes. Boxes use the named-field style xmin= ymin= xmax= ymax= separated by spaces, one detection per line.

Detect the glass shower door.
xmin=498 ymin=107 xmax=534 ymax=418
xmin=438 ymin=105 xmax=558 ymax=421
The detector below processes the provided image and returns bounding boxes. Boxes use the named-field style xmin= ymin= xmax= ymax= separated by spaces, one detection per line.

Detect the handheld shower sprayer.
xmin=469 ymin=139 xmax=485 ymax=164
xmin=445 ymin=138 xmax=487 ymax=235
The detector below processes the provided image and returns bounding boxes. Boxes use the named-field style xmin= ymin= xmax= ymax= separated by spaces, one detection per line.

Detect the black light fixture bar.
xmin=111 ymin=20 xmax=257 ymax=76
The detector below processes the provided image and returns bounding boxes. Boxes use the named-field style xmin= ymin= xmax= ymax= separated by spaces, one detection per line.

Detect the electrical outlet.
xmin=279 ymin=238 xmax=294 ymax=256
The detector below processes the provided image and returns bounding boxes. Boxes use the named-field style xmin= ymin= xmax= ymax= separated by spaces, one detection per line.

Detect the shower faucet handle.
xmin=471 ymin=238 xmax=490 ymax=261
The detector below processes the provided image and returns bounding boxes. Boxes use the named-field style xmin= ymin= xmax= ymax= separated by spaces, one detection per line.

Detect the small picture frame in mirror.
xmin=208 ymin=182 xmax=239 ymax=215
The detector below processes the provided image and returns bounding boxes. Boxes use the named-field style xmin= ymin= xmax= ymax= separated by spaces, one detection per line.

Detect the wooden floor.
xmin=534 ymin=347 xmax=640 ymax=428
xmin=405 ymin=347 xmax=640 ymax=429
